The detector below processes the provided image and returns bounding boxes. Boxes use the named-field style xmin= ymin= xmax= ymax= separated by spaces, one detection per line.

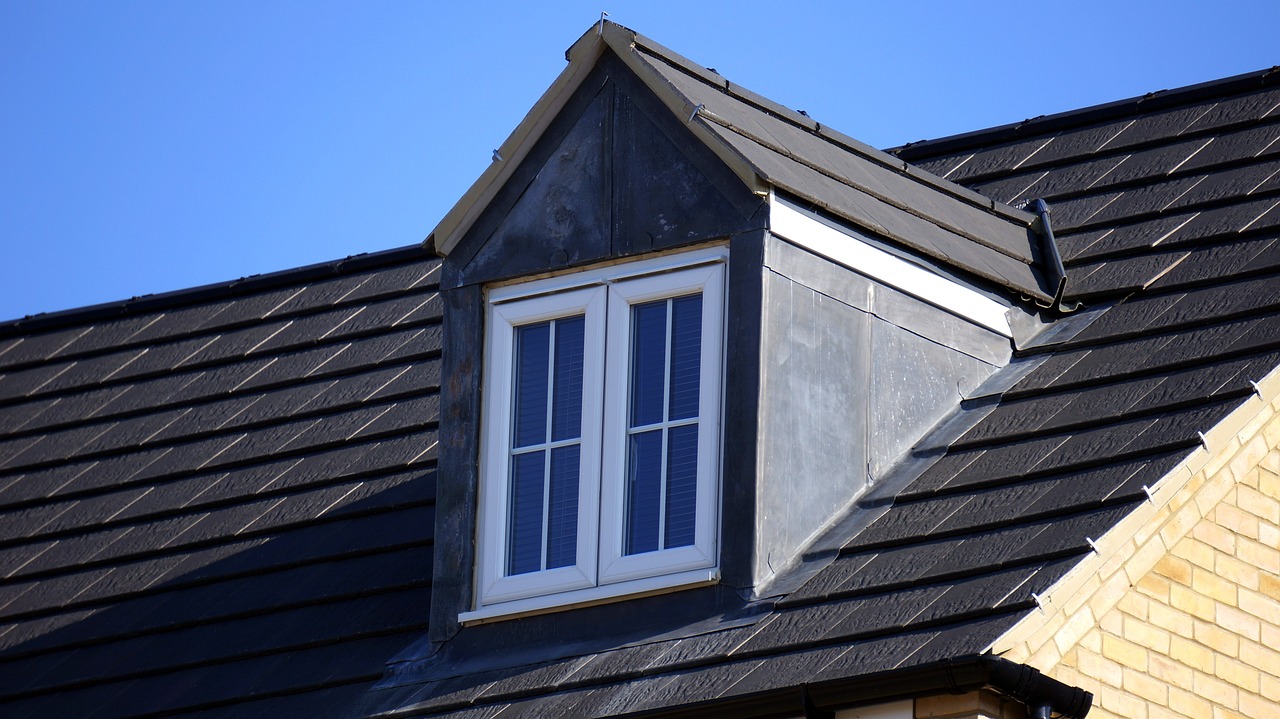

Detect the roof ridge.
xmin=0 ymin=244 xmax=437 ymax=338
xmin=625 ymin=31 xmax=1032 ymax=226
xmin=892 ymin=66 xmax=1280 ymax=161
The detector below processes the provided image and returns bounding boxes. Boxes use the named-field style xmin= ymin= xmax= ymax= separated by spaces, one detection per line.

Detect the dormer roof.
xmin=429 ymin=21 xmax=1058 ymax=305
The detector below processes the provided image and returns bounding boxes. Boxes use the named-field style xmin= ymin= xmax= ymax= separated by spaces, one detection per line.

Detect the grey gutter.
xmin=618 ymin=654 xmax=1092 ymax=719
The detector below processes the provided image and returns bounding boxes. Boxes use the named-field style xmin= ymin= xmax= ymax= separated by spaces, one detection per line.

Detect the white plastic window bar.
xmin=624 ymin=294 xmax=703 ymax=555
xmin=508 ymin=315 xmax=585 ymax=575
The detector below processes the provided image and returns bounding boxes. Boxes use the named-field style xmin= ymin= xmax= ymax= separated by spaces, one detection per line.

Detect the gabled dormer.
xmin=422 ymin=20 xmax=1065 ymax=649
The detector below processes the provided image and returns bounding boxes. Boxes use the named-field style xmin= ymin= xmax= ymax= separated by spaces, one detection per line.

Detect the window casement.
xmin=467 ymin=248 xmax=725 ymax=621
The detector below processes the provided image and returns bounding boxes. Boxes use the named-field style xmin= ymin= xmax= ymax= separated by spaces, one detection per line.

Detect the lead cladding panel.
xmin=756 ymin=270 xmax=869 ymax=586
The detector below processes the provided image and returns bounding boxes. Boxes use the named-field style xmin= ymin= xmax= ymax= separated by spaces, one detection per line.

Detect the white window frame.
xmin=467 ymin=247 xmax=726 ymax=623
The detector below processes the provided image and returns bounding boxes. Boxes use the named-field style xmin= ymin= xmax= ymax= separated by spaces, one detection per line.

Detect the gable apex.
xmin=428 ymin=21 xmax=1059 ymax=305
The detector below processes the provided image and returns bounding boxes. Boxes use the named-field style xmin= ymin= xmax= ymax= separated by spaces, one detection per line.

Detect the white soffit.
xmin=769 ymin=198 xmax=1014 ymax=338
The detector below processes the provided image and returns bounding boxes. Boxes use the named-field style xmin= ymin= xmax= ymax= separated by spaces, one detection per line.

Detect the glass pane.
xmin=664 ymin=424 xmax=699 ymax=548
xmin=630 ymin=301 xmax=668 ymax=428
xmin=507 ymin=450 xmax=546 ymax=575
xmin=546 ymin=445 xmax=580 ymax=569
xmin=512 ymin=322 xmax=550 ymax=448
xmin=668 ymin=295 xmax=702 ymax=421
xmin=625 ymin=429 xmax=663 ymax=555
xmin=551 ymin=316 xmax=585 ymax=442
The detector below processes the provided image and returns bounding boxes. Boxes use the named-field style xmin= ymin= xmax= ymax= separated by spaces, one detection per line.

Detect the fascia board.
xmin=428 ymin=28 xmax=609 ymax=257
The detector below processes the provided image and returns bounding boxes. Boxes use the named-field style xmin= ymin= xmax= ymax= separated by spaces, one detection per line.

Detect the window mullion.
xmin=539 ymin=320 xmax=556 ymax=572
xmin=657 ymin=299 xmax=673 ymax=550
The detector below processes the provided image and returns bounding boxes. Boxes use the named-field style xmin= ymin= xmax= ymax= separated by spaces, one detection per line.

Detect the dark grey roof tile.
xmin=643 ymin=626 xmax=753 ymax=672
xmin=901 ymin=612 xmax=1024 ymax=666
xmin=1044 ymin=191 xmax=1122 ymax=230
xmin=1084 ymin=175 xmax=1207 ymax=227
xmin=1184 ymin=87 xmax=1280 ymax=132
xmin=1178 ymin=121 xmax=1280 ymax=172
xmin=1098 ymin=102 xmax=1216 ymax=152
xmin=1146 ymin=235 xmax=1280 ymax=288
xmin=936 ymin=136 xmax=1056 ymax=183
xmin=809 ymin=628 xmax=941 ymax=682
xmin=1171 ymin=159 xmax=1280 ymax=209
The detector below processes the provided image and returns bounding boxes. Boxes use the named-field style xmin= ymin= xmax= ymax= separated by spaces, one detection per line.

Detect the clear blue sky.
xmin=2 ymin=1 xmax=1277 ymax=322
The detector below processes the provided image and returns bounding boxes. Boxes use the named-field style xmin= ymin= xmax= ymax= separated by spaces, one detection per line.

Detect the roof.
xmin=0 ymin=247 xmax=442 ymax=717
xmin=1 ymin=22 xmax=1278 ymax=719
xmin=363 ymin=66 xmax=1280 ymax=718
xmin=429 ymin=21 xmax=1058 ymax=305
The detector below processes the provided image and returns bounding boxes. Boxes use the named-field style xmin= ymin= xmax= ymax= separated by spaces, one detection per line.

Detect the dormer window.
xmin=465 ymin=247 xmax=726 ymax=621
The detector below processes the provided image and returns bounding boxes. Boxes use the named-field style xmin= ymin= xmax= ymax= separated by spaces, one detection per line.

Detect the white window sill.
xmin=459 ymin=568 xmax=719 ymax=626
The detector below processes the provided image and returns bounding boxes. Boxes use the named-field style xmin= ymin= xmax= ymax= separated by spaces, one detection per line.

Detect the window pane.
xmin=507 ymin=450 xmax=545 ymax=575
xmin=630 ymin=301 xmax=667 ymax=427
xmin=551 ymin=316 xmax=585 ymax=442
xmin=625 ymin=429 xmax=663 ymax=555
xmin=664 ymin=424 xmax=699 ymax=548
xmin=512 ymin=322 xmax=550 ymax=448
xmin=546 ymin=445 xmax=580 ymax=569
xmin=668 ymin=295 xmax=702 ymax=421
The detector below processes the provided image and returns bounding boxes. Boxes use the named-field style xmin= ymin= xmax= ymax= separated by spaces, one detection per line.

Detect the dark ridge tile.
xmin=1178 ymin=122 xmax=1280 ymax=173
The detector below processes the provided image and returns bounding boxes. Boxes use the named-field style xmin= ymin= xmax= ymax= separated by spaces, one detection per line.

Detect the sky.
xmin=2 ymin=2 xmax=1277 ymax=323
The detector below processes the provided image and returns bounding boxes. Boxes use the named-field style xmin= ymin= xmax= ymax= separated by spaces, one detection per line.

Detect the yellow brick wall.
xmin=992 ymin=371 xmax=1280 ymax=719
